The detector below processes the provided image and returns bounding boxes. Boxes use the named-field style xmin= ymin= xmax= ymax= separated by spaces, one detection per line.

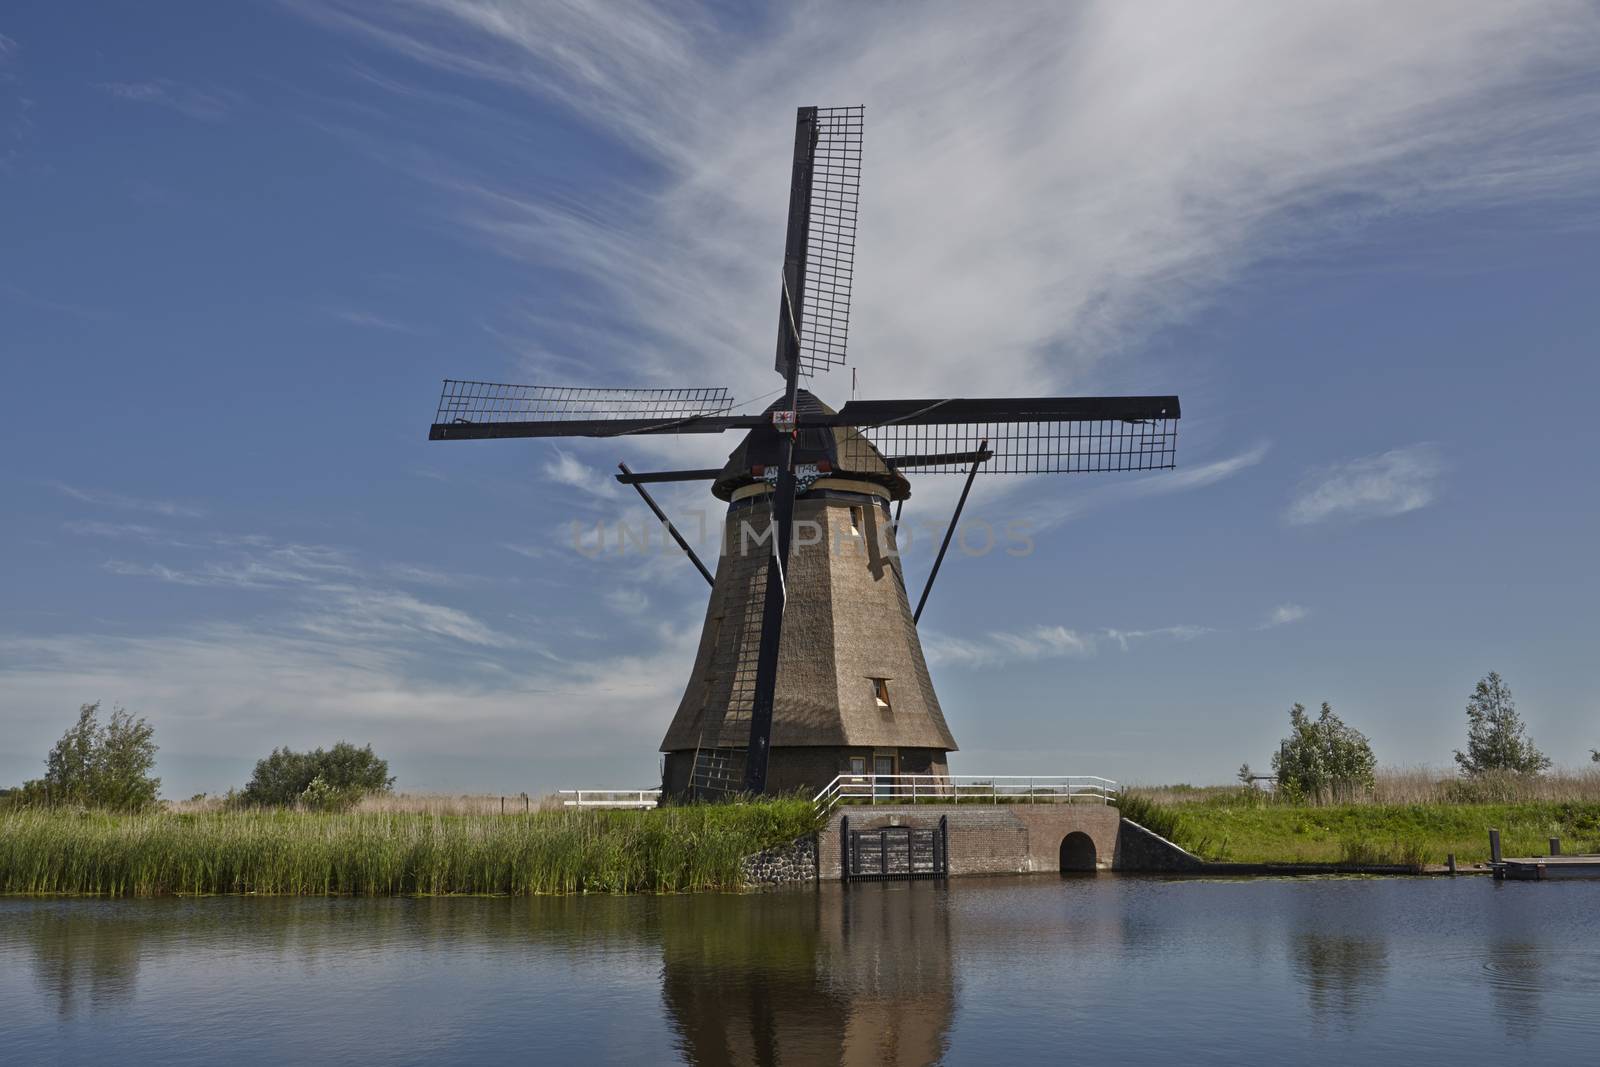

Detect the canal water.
xmin=3 ymin=875 xmax=1598 ymax=1064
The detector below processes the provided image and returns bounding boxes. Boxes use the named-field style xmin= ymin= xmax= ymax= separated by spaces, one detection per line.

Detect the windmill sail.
xmin=798 ymin=105 xmax=863 ymax=377
xmin=429 ymin=381 xmax=736 ymax=440
xmin=834 ymin=395 xmax=1180 ymax=474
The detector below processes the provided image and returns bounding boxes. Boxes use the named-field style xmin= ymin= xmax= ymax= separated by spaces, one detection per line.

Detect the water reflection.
xmin=1484 ymin=940 xmax=1544 ymax=1041
xmin=4 ymin=879 xmax=1600 ymax=1064
xmin=1289 ymin=934 xmax=1389 ymax=1021
xmin=661 ymin=884 xmax=953 ymax=1066
xmin=19 ymin=905 xmax=143 ymax=1016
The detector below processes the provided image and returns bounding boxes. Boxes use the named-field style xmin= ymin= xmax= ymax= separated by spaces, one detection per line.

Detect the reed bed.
xmin=1129 ymin=766 xmax=1600 ymax=809
xmin=162 ymin=792 xmax=567 ymax=816
xmin=0 ymin=800 xmax=819 ymax=897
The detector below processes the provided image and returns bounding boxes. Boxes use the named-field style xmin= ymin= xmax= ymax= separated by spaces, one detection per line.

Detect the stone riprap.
xmin=740 ymin=834 xmax=819 ymax=886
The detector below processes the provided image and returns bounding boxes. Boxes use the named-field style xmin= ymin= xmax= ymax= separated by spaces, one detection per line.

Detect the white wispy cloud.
xmin=328 ymin=308 xmax=421 ymax=332
xmin=296 ymin=0 xmax=1600 ymax=409
xmin=923 ymin=621 xmax=1212 ymax=669
xmin=0 ymin=614 xmax=700 ymax=793
xmin=543 ymin=448 xmax=621 ymax=500
xmin=94 ymin=79 xmax=233 ymax=121
xmin=602 ymin=587 xmax=650 ymax=618
xmin=1021 ymin=442 xmax=1271 ymax=531
xmin=63 ymin=520 xmax=168 ymax=541
xmin=1285 ymin=443 xmax=1445 ymax=525
xmin=1260 ymin=603 xmax=1310 ymax=629
xmin=295 ymin=586 xmax=510 ymax=647
xmin=54 ymin=482 xmax=206 ymax=518
xmin=103 ymin=556 xmax=327 ymax=590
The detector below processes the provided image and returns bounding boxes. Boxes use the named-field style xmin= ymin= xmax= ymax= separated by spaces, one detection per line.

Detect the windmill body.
xmin=662 ymin=390 xmax=957 ymax=796
xmin=427 ymin=105 xmax=1182 ymax=799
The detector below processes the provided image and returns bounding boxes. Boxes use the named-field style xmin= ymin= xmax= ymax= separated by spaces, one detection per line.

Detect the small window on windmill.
xmin=872 ymin=677 xmax=891 ymax=709
xmin=849 ymin=506 xmax=863 ymax=537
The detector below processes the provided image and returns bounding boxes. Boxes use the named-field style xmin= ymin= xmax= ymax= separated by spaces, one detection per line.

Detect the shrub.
xmin=32 ymin=702 xmax=161 ymax=811
xmin=1270 ymin=702 xmax=1376 ymax=805
xmin=1454 ymin=671 xmax=1549 ymax=777
xmin=241 ymin=742 xmax=394 ymax=809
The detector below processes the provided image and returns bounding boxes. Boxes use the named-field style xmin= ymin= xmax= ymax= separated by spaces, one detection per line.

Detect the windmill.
xmin=429 ymin=106 xmax=1181 ymax=798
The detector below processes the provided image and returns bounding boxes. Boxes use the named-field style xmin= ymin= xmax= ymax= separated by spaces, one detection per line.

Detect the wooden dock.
xmin=1493 ymin=855 xmax=1600 ymax=880
xmin=1486 ymin=828 xmax=1600 ymax=880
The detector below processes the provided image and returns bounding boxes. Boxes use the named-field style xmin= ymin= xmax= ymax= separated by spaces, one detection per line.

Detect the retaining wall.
xmin=816 ymin=803 xmax=1130 ymax=879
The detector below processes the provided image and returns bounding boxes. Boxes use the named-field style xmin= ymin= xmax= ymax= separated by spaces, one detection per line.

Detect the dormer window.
xmin=872 ymin=677 xmax=891 ymax=709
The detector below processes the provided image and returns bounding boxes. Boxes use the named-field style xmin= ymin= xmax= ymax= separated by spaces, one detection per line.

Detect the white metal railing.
xmin=811 ymin=774 xmax=1117 ymax=817
xmin=558 ymin=789 xmax=662 ymax=809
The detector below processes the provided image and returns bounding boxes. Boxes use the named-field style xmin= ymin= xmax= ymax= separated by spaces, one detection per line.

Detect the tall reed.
xmin=0 ymin=800 xmax=819 ymax=897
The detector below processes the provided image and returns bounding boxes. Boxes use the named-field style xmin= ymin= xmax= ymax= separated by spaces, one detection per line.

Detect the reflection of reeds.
xmin=0 ymin=801 xmax=819 ymax=896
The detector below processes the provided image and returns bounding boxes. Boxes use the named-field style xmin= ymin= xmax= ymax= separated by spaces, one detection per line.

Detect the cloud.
xmin=1022 ymin=442 xmax=1270 ymax=531
xmin=295 ymin=0 xmax=1600 ymax=411
xmin=602 ymin=587 xmax=650 ymax=618
xmin=0 ymin=613 xmax=700 ymax=794
xmin=54 ymin=482 xmax=206 ymax=518
xmin=63 ymin=520 xmax=168 ymax=541
xmin=328 ymin=308 xmax=421 ymax=332
xmin=295 ymin=586 xmax=511 ymax=647
xmin=1285 ymin=443 xmax=1444 ymax=525
xmin=543 ymin=448 xmax=621 ymax=500
xmin=1260 ymin=603 xmax=1310 ymax=629
xmin=94 ymin=79 xmax=233 ymax=121
xmin=923 ymin=621 xmax=1211 ymax=669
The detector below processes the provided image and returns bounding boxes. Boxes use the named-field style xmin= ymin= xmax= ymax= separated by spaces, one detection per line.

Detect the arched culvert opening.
xmin=1059 ymin=831 xmax=1097 ymax=874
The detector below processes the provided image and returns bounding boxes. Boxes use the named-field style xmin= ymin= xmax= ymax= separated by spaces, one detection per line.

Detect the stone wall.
xmin=740 ymin=834 xmax=819 ymax=886
xmin=816 ymin=803 xmax=1125 ymax=879
xmin=1114 ymin=818 xmax=1206 ymax=872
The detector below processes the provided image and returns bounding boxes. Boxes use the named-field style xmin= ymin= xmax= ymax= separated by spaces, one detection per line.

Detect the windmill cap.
xmin=711 ymin=389 xmax=910 ymax=501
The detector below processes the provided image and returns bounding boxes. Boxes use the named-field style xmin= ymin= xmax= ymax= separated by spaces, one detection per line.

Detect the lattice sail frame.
xmin=434 ymin=380 xmax=733 ymax=426
xmin=854 ymin=417 xmax=1179 ymax=474
xmin=798 ymin=105 xmax=863 ymax=377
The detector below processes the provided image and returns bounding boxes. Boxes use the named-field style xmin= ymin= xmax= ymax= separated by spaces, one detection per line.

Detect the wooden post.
xmin=1446 ymin=853 xmax=1457 ymax=875
xmin=1489 ymin=828 xmax=1502 ymax=864
xmin=840 ymin=815 xmax=850 ymax=881
xmin=1549 ymin=837 xmax=1561 ymax=856
xmin=500 ymin=796 xmax=505 ymax=816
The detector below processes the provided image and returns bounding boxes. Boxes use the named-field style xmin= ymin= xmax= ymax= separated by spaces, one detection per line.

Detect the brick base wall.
xmin=817 ymin=803 xmax=1125 ymax=879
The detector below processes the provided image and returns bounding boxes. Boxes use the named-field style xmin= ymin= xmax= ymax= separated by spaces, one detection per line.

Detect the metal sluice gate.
xmin=840 ymin=815 xmax=949 ymax=882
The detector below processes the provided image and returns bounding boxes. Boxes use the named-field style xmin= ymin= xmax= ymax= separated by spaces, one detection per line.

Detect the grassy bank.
xmin=0 ymin=800 xmax=820 ymax=896
xmin=1119 ymin=791 xmax=1600 ymax=867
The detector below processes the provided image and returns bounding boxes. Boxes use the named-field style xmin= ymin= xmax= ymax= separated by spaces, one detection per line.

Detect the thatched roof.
xmin=661 ymin=490 xmax=957 ymax=754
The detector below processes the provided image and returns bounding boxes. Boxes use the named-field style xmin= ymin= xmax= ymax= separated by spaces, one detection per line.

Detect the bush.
xmin=240 ymin=742 xmax=394 ymax=809
xmin=1270 ymin=702 xmax=1376 ymax=805
xmin=27 ymin=702 xmax=161 ymax=811
xmin=1454 ymin=671 xmax=1549 ymax=777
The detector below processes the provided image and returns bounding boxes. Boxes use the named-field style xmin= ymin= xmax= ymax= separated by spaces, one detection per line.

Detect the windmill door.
xmin=873 ymin=753 xmax=895 ymax=798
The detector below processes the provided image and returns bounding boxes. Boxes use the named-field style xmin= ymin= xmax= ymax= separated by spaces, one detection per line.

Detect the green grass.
xmin=1120 ymin=791 xmax=1600 ymax=866
xmin=0 ymin=799 xmax=820 ymax=896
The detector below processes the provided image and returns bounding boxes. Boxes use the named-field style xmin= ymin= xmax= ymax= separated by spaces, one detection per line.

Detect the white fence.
xmin=812 ymin=774 xmax=1117 ymax=816
xmin=558 ymin=789 xmax=662 ymax=809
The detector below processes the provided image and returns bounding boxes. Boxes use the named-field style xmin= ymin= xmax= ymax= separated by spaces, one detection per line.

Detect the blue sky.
xmin=3 ymin=1 xmax=1599 ymax=797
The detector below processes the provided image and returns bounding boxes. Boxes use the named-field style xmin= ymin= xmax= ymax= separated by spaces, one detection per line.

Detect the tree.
xmin=41 ymin=702 xmax=161 ymax=810
xmin=1237 ymin=762 xmax=1255 ymax=786
xmin=1453 ymin=672 xmax=1549 ymax=777
xmin=1270 ymin=702 xmax=1377 ymax=804
xmin=241 ymin=742 xmax=394 ymax=809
